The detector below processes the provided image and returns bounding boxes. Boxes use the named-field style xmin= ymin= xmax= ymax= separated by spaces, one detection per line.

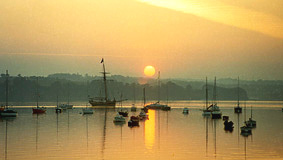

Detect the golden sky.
xmin=0 ymin=0 xmax=282 ymax=79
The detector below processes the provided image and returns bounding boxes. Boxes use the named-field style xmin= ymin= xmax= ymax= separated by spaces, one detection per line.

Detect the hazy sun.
xmin=144 ymin=65 xmax=155 ymax=77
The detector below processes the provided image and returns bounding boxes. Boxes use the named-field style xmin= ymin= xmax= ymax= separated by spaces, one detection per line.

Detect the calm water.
xmin=0 ymin=101 xmax=283 ymax=160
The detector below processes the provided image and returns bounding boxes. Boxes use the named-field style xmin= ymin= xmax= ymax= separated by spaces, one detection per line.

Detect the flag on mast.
xmin=100 ymin=58 xmax=104 ymax=63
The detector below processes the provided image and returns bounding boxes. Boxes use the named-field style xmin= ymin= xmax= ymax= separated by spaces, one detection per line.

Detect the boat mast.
xmin=101 ymin=58 xmax=108 ymax=101
xmin=158 ymin=71 xmax=160 ymax=103
xmin=143 ymin=87 xmax=146 ymax=106
xmin=237 ymin=76 xmax=240 ymax=108
xmin=251 ymin=106 xmax=253 ymax=119
xmin=213 ymin=77 xmax=217 ymax=105
xmin=5 ymin=70 xmax=8 ymax=108
xmin=36 ymin=77 xmax=39 ymax=108
xmin=67 ymin=82 xmax=70 ymax=105
xmin=206 ymin=77 xmax=208 ymax=109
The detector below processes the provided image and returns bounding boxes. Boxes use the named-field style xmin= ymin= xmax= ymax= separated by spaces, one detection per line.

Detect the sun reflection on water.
xmin=145 ymin=109 xmax=155 ymax=150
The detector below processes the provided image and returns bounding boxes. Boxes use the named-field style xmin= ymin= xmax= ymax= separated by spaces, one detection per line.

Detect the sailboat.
xmin=240 ymin=102 xmax=252 ymax=135
xmin=211 ymin=77 xmax=222 ymax=119
xmin=82 ymin=81 xmax=93 ymax=114
xmin=130 ymin=84 xmax=137 ymax=112
xmin=118 ymin=93 xmax=128 ymax=117
xmin=59 ymin=83 xmax=73 ymax=110
xmin=55 ymin=95 xmax=62 ymax=113
xmin=145 ymin=71 xmax=170 ymax=110
xmin=234 ymin=77 xmax=242 ymax=113
xmin=202 ymin=77 xmax=211 ymax=116
xmin=89 ymin=58 xmax=117 ymax=108
xmin=32 ymin=77 xmax=46 ymax=114
xmin=245 ymin=106 xmax=256 ymax=128
xmin=0 ymin=70 xmax=17 ymax=117
xmin=139 ymin=87 xmax=148 ymax=120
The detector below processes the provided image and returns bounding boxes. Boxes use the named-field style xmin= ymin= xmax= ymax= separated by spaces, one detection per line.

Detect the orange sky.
xmin=0 ymin=0 xmax=282 ymax=80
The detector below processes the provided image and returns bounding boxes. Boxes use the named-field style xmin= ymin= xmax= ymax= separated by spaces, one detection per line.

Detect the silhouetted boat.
xmin=145 ymin=71 xmax=171 ymax=110
xmin=113 ymin=113 xmax=126 ymax=123
xmin=32 ymin=77 xmax=46 ymax=114
xmin=55 ymin=95 xmax=62 ymax=113
xmin=224 ymin=120 xmax=234 ymax=131
xmin=60 ymin=83 xmax=73 ymax=110
xmin=211 ymin=77 xmax=222 ymax=119
xmin=89 ymin=58 xmax=118 ymax=108
xmin=118 ymin=93 xmax=128 ymax=117
xmin=234 ymin=77 xmax=242 ymax=113
xmin=128 ymin=116 xmax=139 ymax=127
xmin=0 ymin=70 xmax=17 ymax=117
xmin=203 ymin=77 xmax=211 ymax=116
xmin=245 ymin=106 xmax=256 ymax=128
xmin=131 ymin=84 xmax=137 ymax=112
xmin=183 ymin=107 xmax=189 ymax=114
xmin=241 ymin=103 xmax=252 ymax=135
xmin=82 ymin=108 xmax=93 ymax=114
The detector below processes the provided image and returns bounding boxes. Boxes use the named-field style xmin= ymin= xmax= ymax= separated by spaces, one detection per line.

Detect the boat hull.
xmin=0 ymin=110 xmax=17 ymax=117
xmin=89 ymin=100 xmax=116 ymax=108
xmin=32 ymin=108 xmax=46 ymax=114
xmin=234 ymin=107 xmax=242 ymax=113
xmin=211 ymin=112 xmax=222 ymax=119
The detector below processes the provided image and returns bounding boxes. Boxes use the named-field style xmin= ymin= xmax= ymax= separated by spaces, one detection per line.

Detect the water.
xmin=0 ymin=101 xmax=283 ymax=160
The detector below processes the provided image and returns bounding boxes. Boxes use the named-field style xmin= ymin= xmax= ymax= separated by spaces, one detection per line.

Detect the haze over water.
xmin=0 ymin=101 xmax=282 ymax=160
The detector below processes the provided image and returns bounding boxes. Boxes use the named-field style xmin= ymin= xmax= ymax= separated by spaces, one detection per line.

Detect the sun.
xmin=144 ymin=65 xmax=155 ymax=77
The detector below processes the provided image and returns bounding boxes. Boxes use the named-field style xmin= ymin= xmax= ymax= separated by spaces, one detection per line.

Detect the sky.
xmin=0 ymin=0 xmax=283 ymax=80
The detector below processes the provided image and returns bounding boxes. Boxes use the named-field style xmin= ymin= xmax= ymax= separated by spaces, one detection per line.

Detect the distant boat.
xmin=224 ymin=120 xmax=234 ymax=131
xmin=82 ymin=108 xmax=93 ymax=114
xmin=234 ymin=77 xmax=242 ymax=113
xmin=32 ymin=77 xmax=46 ymax=114
xmin=240 ymin=103 xmax=252 ymax=135
xmin=55 ymin=95 xmax=62 ymax=113
xmin=130 ymin=84 xmax=137 ymax=112
xmin=183 ymin=107 xmax=189 ymax=114
xmin=145 ymin=71 xmax=171 ymax=110
xmin=0 ymin=70 xmax=17 ymax=117
xmin=128 ymin=116 xmax=139 ymax=127
xmin=89 ymin=58 xmax=117 ymax=108
xmin=202 ymin=77 xmax=212 ymax=116
xmin=113 ymin=113 xmax=126 ymax=123
xmin=211 ymin=77 xmax=222 ymax=119
xmin=60 ymin=83 xmax=73 ymax=110
xmin=245 ymin=106 xmax=256 ymax=128
xmin=118 ymin=93 xmax=128 ymax=117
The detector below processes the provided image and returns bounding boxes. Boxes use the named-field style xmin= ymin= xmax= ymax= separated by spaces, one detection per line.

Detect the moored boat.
xmin=128 ymin=116 xmax=139 ymax=127
xmin=234 ymin=77 xmax=242 ymax=113
xmin=183 ymin=107 xmax=189 ymax=114
xmin=113 ymin=113 xmax=126 ymax=123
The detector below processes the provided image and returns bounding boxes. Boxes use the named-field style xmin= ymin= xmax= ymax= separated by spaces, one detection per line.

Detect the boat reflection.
xmin=145 ymin=109 xmax=155 ymax=150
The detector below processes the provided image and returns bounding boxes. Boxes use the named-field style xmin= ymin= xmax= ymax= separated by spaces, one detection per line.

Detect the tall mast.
xmin=158 ymin=71 xmax=160 ymax=103
xmin=251 ymin=106 xmax=253 ymax=119
xmin=206 ymin=77 xmax=208 ymax=109
xmin=101 ymin=58 xmax=108 ymax=101
xmin=237 ymin=76 xmax=240 ymax=108
xmin=133 ymin=83 xmax=136 ymax=105
xmin=213 ymin=77 xmax=217 ymax=105
xmin=5 ymin=70 xmax=9 ymax=108
xmin=36 ymin=77 xmax=39 ymax=108
xmin=143 ymin=87 xmax=146 ymax=106
xmin=67 ymin=82 xmax=70 ymax=105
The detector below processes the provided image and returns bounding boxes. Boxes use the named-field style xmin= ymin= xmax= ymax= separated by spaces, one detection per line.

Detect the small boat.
xmin=183 ymin=107 xmax=189 ymax=114
xmin=138 ymin=110 xmax=148 ymax=120
xmin=211 ymin=77 xmax=222 ymax=119
xmin=32 ymin=77 xmax=46 ymax=114
xmin=244 ymin=106 xmax=256 ymax=128
xmin=55 ymin=95 xmax=62 ymax=113
xmin=0 ymin=70 xmax=17 ymax=117
xmin=234 ymin=77 xmax=242 ymax=113
xmin=0 ymin=109 xmax=17 ymax=117
xmin=82 ymin=108 xmax=93 ymax=114
xmin=128 ymin=116 xmax=139 ymax=127
xmin=240 ymin=102 xmax=252 ymax=135
xmin=211 ymin=104 xmax=222 ymax=119
xmin=145 ymin=72 xmax=171 ymax=111
xmin=202 ymin=77 xmax=211 ymax=116
xmin=113 ymin=113 xmax=125 ymax=123
xmin=118 ymin=109 xmax=128 ymax=117
xmin=224 ymin=120 xmax=234 ymax=131
xmin=59 ymin=104 xmax=73 ymax=110
xmin=131 ymin=104 xmax=137 ymax=112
